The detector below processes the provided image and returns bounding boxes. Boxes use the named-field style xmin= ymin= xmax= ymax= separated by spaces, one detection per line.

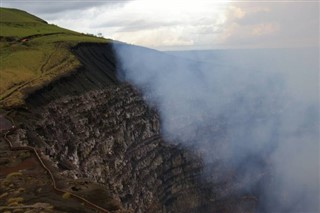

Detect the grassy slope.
xmin=0 ymin=8 xmax=108 ymax=107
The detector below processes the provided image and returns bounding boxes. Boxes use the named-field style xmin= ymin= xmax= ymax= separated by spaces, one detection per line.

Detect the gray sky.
xmin=1 ymin=0 xmax=319 ymax=50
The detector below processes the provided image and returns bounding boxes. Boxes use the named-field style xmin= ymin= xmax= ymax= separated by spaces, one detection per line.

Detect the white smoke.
xmin=112 ymin=43 xmax=319 ymax=212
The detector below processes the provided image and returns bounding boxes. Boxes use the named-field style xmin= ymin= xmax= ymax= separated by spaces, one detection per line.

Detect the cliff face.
xmin=18 ymin=84 xmax=208 ymax=212
xmin=25 ymin=43 xmax=118 ymax=107
xmin=10 ymin=43 xmax=257 ymax=213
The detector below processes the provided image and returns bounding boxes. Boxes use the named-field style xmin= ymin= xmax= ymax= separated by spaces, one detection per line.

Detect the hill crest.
xmin=0 ymin=7 xmax=108 ymax=108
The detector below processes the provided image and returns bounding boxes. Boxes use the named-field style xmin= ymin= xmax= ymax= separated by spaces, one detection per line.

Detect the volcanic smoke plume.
xmin=113 ymin=44 xmax=319 ymax=212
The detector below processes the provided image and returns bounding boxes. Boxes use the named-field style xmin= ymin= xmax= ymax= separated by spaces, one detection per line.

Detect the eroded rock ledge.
xmin=14 ymin=84 xmax=215 ymax=213
xmin=10 ymin=43 xmax=258 ymax=213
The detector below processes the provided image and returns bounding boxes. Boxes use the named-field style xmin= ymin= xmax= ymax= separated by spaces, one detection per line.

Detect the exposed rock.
xmin=10 ymin=43 xmax=258 ymax=212
xmin=15 ymin=84 xmax=213 ymax=212
xmin=25 ymin=43 xmax=118 ymax=107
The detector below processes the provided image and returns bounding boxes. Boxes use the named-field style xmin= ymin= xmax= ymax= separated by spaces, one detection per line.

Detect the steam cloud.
xmin=112 ymin=43 xmax=319 ymax=212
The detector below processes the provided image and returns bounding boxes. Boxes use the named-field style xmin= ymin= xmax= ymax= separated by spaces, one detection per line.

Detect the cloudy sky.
xmin=1 ymin=0 xmax=319 ymax=50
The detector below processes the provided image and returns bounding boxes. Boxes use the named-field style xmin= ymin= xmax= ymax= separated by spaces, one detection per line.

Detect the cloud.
xmin=251 ymin=23 xmax=279 ymax=36
xmin=1 ymin=0 xmax=129 ymax=15
xmin=219 ymin=2 xmax=319 ymax=48
xmin=1 ymin=1 xmax=318 ymax=49
xmin=111 ymin=26 xmax=195 ymax=48
xmin=1 ymin=0 xmax=230 ymax=49
xmin=97 ymin=19 xmax=184 ymax=33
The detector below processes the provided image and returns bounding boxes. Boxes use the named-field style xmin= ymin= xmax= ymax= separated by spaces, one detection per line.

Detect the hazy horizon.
xmin=1 ymin=1 xmax=318 ymax=50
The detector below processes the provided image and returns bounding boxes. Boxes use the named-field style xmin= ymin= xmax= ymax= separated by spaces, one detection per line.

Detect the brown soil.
xmin=0 ymin=132 xmax=129 ymax=213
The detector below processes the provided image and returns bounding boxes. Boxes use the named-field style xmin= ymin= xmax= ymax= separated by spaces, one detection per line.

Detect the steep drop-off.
xmin=25 ymin=43 xmax=118 ymax=107
xmin=5 ymin=41 xmax=258 ymax=213
xmin=17 ymin=84 xmax=208 ymax=212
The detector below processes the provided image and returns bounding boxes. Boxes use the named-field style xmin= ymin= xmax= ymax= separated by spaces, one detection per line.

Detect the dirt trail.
xmin=18 ymin=32 xmax=67 ymax=42
xmin=0 ymin=115 xmax=114 ymax=213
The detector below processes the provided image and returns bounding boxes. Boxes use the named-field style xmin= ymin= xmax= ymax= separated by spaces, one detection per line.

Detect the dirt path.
xmin=0 ymin=114 xmax=112 ymax=213
xmin=0 ymin=33 xmax=70 ymax=107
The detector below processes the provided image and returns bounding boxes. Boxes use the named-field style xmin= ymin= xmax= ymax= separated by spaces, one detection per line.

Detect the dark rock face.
xmin=26 ymin=43 xmax=118 ymax=107
xmin=14 ymin=42 xmax=259 ymax=212
xmin=19 ymin=84 xmax=211 ymax=212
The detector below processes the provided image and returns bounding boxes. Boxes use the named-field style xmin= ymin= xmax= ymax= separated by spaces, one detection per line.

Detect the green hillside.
xmin=0 ymin=8 xmax=108 ymax=107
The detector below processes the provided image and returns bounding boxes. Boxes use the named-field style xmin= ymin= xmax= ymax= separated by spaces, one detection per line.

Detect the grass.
xmin=0 ymin=7 xmax=108 ymax=107
xmin=62 ymin=192 xmax=71 ymax=199
xmin=5 ymin=172 xmax=23 ymax=179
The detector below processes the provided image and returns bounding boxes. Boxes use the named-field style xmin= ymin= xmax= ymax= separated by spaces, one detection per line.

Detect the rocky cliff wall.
xmin=25 ymin=43 xmax=118 ymax=107
xmin=12 ymin=42 xmax=257 ymax=212
xmin=16 ymin=84 xmax=214 ymax=212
